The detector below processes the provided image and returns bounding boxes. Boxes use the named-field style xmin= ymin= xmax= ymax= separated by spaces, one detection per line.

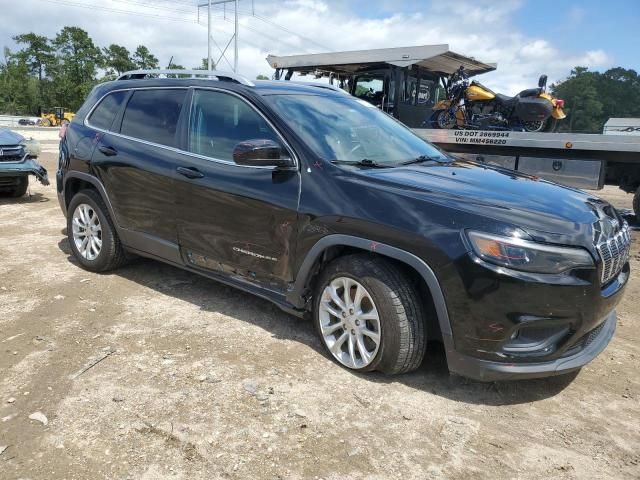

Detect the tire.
xmin=633 ymin=186 xmax=640 ymax=224
xmin=433 ymin=109 xmax=457 ymax=129
xmin=313 ymin=254 xmax=427 ymax=375
xmin=8 ymin=177 xmax=28 ymax=197
xmin=67 ymin=189 xmax=128 ymax=272
xmin=41 ymin=118 xmax=51 ymax=127
xmin=522 ymin=119 xmax=546 ymax=132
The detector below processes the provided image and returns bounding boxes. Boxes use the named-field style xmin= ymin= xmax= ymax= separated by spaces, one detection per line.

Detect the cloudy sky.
xmin=1 ymin=0 xmax=638 ymax=95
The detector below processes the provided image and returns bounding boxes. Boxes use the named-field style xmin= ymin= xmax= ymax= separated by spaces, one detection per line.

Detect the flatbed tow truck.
xmin=415 ymin=129 xmax=640 ymax=221
xmin=267 ymin=44 xmax=640 ymax=220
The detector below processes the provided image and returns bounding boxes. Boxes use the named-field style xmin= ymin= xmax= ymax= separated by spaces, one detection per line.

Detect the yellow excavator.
xmin=39 ymin=107 xmax=75 ymax=127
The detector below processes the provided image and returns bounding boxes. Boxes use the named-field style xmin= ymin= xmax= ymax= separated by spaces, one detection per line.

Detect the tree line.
xmin=0 ymin=26 xmax=168 ymax=115
xmin=550 ymin=66 xmax=639 ymax=133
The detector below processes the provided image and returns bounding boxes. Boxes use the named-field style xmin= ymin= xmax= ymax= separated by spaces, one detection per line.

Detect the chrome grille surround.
xmin=0 ymin=145 xmax=25 ymax=162
xmin=596 ymin=222 xmax=631 ymax=285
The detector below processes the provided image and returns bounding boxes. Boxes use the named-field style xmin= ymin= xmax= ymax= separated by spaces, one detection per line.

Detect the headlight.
xmin=466 ymin=231 xmax=594 ymax=274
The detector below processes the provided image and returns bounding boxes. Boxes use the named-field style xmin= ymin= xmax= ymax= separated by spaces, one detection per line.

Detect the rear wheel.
xmin=522 ymin=119 xmax=546 ymax=132
xmin=633 ymin=186 xmax=640 ymax=223
xmin=67 ymin=189 xmax=128 ymax=272
xmin=313 ymin=254 xmax=427 ymax=375
xmin=521 ymin=117 xmax=557 ymax=133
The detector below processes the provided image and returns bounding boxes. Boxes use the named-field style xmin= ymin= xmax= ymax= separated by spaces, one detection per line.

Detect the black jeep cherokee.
xmin=57 ymin=70 xmax=631 ymax=381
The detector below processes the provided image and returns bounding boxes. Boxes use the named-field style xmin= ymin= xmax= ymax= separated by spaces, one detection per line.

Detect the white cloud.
xmin=0 ymin=0 xmax=615 ymax=95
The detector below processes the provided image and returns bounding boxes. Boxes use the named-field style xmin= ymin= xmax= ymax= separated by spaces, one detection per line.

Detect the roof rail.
xmin=288 ymin=81 xmax=348 ymax=94
xmin=116 ymin=69 xmax=255 ymax=87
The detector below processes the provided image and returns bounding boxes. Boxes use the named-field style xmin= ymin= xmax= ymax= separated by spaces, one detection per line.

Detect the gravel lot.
xmin=1 ymin=151 xmax=639 ymax=480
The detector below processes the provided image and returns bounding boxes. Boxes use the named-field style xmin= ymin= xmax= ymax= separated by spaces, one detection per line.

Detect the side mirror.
xmin=232 ymin=139 xmax=294 ymax=168
xmin=538 ymin=74 xmax=548 ymax=89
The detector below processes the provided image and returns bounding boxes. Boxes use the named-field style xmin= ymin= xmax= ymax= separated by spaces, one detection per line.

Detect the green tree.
xmin=194 ymin=58 xmax=212 ymax=70
xmin=49 ymin=27 xmax=102 ymax=110
xmin=256 ymin=74 xmax=269 ymax=80
xmin=552 ymin=66 xmax=640 ymax=133
xmin=0 ymin=48 xmax=41 ymax=114
xmin=12 ymin=33 xmax=54 ymax=81
xmin=132 ymin=45 xmax=159 ymax=70
xmin=552 ymin=67 xmax=603 ymax=133
xmin=102 ymin=44 xmax=135 ymax=75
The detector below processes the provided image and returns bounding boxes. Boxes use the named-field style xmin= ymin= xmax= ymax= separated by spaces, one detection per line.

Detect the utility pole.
xmin=198 ymin=0 xmax=243 ymax=72
xmin=234 ymin=0 xmax=239 ymax=72
xmin=208 ymin=0 xmax=212 ymax=70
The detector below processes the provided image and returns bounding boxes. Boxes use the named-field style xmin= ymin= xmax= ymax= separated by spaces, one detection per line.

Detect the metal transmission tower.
xmin=198 ymin=0 xmax=252 ymax=72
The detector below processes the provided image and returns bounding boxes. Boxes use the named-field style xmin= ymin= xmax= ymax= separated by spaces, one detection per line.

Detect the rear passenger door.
xmin=175 ymin=88 xmax=300 ymax=286
xmin=91 ymin=88 xmax=188 ymax=257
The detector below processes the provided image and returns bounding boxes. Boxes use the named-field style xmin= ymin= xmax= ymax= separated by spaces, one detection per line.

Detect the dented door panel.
xmin=175 ymin=156 xmax=299 ymax=285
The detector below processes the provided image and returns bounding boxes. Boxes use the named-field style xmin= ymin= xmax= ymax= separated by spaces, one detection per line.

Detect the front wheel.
xmin=313 ymin=254 xmax=427 ymax=375
xmin=8 ymin=177 xmax=28 ymax=197
xmin=432 ymin=109 xmax=457 ymax=129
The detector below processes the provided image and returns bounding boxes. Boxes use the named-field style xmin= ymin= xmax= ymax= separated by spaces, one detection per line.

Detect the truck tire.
xmin=67 ymin=189 xmax=128 ymax=272
xmin=634 ymin=186 xmax=640 ymax=224
xmin=8 ymin=177 xmax=28 ymax=198
xmin=313 ymin=254 xmax=427 ymax=375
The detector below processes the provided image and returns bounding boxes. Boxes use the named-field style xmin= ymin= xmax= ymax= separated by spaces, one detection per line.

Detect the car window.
xmin=188 ymin=89 xmax=282 ymax=162
xmin=88 ymin=91 xmax=128 ymax=131
xmin=354 ymin=77 xmax=384 ymax=104
xmin=120 ymin=89 xmax=187 ymax=147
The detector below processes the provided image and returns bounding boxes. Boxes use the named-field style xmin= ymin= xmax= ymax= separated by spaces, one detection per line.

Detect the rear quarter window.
xmin=87 ymin=90 xmax=128 ymax=131
xmin=120 ymin=89 xmax=187 ymax=147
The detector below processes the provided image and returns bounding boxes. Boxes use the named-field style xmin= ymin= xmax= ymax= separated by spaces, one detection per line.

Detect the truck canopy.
xmin=266 ymin=44 xmax=496 ymax=78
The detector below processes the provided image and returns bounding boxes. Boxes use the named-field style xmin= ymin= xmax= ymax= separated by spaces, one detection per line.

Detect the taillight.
xmin=556 ymin=99 xmax=565 ymax=108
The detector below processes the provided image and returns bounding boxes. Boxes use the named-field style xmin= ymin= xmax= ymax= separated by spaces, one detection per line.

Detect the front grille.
xmin=0 ymin=145 xmax=25 ymax=162
xmin=596 ymin=223 xmax=631 ymax=285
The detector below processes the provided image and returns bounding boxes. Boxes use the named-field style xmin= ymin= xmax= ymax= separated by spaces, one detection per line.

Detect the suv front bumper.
xmin=446 ymin=309 xmax=616 ymax=381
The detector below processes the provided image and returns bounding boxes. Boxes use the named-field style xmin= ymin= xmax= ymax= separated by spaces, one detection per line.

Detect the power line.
xmin=110 ymin=0 xmax=196 ymax=15
xmin=40 ymin=0 xmax=198 ymax=23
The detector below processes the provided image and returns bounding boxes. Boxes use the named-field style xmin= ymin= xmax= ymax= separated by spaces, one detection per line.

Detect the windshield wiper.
xmin=330 ymin=159 xmax=391 ymax=168
xmin=400 ymin=155 xmax=448 ymax=166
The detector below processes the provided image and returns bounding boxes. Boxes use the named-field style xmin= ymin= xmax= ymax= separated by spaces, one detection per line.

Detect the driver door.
xmin=175 ymin=88 xmax=300 ymax=287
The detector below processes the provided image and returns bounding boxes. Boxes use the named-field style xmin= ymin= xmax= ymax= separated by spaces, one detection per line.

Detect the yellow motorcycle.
xmin=430 ymin=66 xmax=566 ymax=132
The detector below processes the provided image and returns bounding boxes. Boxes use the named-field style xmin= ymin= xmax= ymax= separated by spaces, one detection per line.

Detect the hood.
xmin=357 ymin=160 xmax=611 ymax=245
xmin=0 ymin=128 xmax=25 ymax=146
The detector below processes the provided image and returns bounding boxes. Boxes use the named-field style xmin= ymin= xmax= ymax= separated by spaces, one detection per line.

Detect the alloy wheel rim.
xmin=523 ymin=120 xmax=544 ymax=132
xmin=72 ymin=203 xmax=102 ymax=261
xmin=438 ymin=110 xmax=457 ymax=129
xmin=318 ymin=277 xmax=381 ymax=369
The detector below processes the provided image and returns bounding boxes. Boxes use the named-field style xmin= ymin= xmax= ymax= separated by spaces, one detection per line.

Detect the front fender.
xmin=433 ymin=99 xmax=452 ymax=111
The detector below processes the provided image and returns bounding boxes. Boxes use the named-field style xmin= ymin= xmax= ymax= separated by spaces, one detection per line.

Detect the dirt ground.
xmin=1 ymin=150 xmax=639 ymax=480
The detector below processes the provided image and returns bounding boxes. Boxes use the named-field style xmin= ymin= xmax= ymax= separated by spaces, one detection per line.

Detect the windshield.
xmin=263 ymin=93 xmax=449 ymax=166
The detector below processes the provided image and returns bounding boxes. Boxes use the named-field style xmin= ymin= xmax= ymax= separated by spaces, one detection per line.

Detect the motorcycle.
xmin=429 ymin=66 xmax=566 ymax=132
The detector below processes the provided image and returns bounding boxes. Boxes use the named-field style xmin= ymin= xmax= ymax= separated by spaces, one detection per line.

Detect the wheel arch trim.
xmin=63 ymin=171 xmax=119 ymax=226
xmin=288 ymin=234 xmax=453 ymax=337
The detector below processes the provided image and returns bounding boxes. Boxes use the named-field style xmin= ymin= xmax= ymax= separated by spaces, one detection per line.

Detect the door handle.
xmin=98 ymin=145 xmax=118 ymax=157
xmin=177 ymin=166 xmax=205 ymax=179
